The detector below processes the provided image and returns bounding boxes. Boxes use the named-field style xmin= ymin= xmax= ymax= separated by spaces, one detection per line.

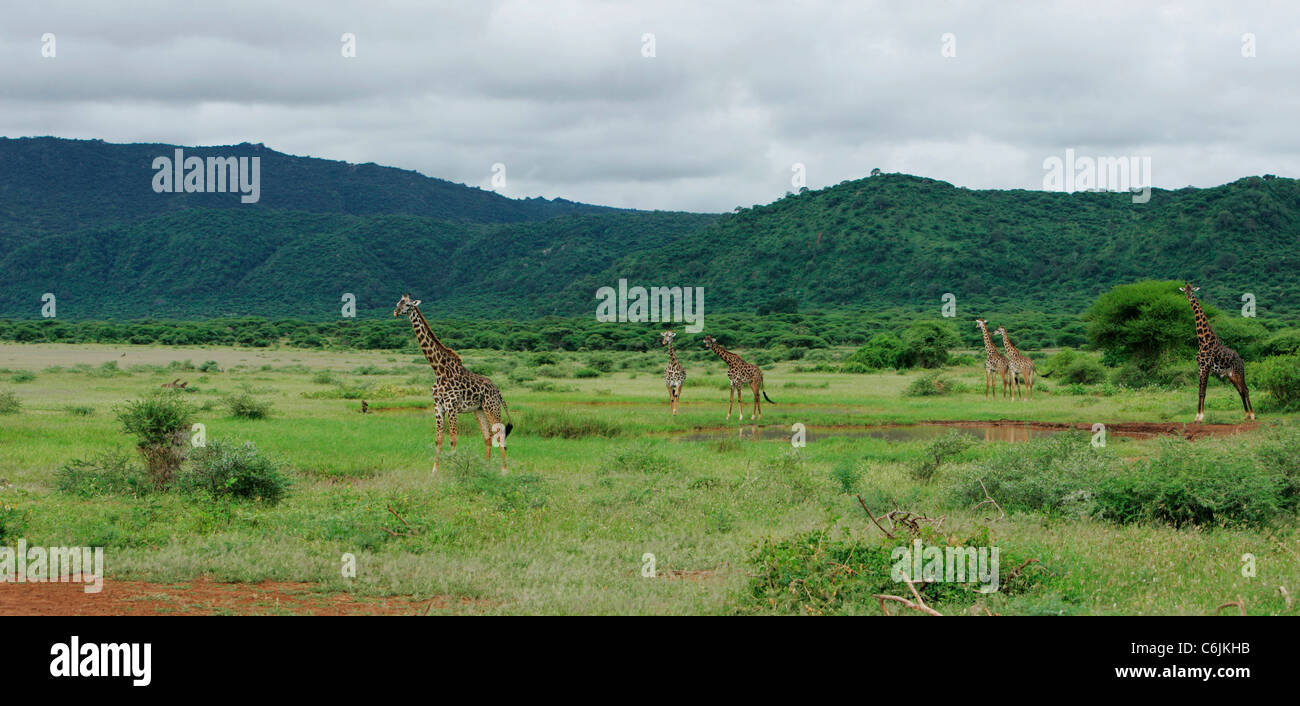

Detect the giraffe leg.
xmin=736 ymin=385 xmax=745 ymax=421
xmin=674 ymin=385 xmax=682 ymax=415
xmin=475 ymin=410 xmax=492 ymax=461
xmin=448 ymin=411 xmax=459 ymax=452
xmin=727 ymin=384 xmax=734 ymax=420
xmin=1194 ymin=369 xmax=1209 ymax=423
xmin=1230 ymin=371 xmax=1255 ymax=421
xmin=1026 ymin=370 xmax=1034 ymax=400
xmin=1001 ymin=371 xmax=1010 ymax=399
xmin=985 ymin=370 xmax=991 ymax=399
xmin=752 ymin=380 xmax=761 ymax=421
xmin=485 ymin=409 xmax=507 ymax=474
xmin=433 ymin=404 xmax=445 ymax=475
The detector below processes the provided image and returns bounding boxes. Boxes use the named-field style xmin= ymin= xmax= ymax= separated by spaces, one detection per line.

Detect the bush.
xmin=574 ymin=367 xmax=600 ymax=378
xmin=912 ymin=430 xmax=975 ymax=482
xmin=1041 ymin=349 xmax=1107 ymax=384
xmin=901 ymin=321 xmax=960 ymax=368
xmin=311 ymin=370 xmax=337 ymax=384
xmin=1253 ymin=355 xmax=1300 ymax=411
xmin=904 ymin=371 xmax=964 ymax=397
xmin=830 ymin=462 xmax=861 ymax=494
xmin=56 ymin=451 xmax=152 ymax=497
xmin=1094 ymin=438 xmax=1300 ymax=528
xmin=9 ymin=371 xmax=34 ymax=383
xmin=224 ymin=392 xmax=274 ymax=419
xmin=177 ymin=440 xmax=290 ymax=505
xmin=587 ymin=354 xmax=616 ymax=372
xmin=1259 ymin=329 xmax=1300 ymax=357
xmin=0 ymin=504 xmax=27 ymax=543
xmin=63 ymin=404 xmax=95 ymax=416
xmin=0 ymin=390 xmax=20 ymax=415
xmin=841 ymin=333 xmax=905 ymax=372
xmin=947 ymin=433 xmax=1121 ymax=517
xmin=115 ymin=391 xmax=195 ymax=489
xmin=198 ymin=360 xmax=222 ymax=373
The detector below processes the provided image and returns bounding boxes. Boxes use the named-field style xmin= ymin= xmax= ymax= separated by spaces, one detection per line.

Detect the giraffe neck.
xmin=1188 ymin=296 xmax=1218 ymax=349
xmin=708 ymin=342 xmax=741 ymax=367
xmin=407 ymin=308 xmax=462 ymax=378
xmin=999 ymin=332 xmax=1021 ymax=359
xmin=978 ymin=325 xmax=999 ymax=357
xmin=666 ymin=339 xmax=679 ymax=366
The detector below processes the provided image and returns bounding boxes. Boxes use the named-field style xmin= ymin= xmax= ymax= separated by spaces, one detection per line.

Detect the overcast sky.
xmin=3 ymin=1 xmax=1298 ymax=212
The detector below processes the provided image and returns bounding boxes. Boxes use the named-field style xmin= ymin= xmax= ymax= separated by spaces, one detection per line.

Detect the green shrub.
xmin=574 ymin=367 xmax=600 ymax=378
xmin=600 ymin=442 xmax=680 ymax=474
xmin=946 ymin=433 xmax=1120 ymax=517
xmin=9 ymin=371 xmax=34 ymax=383
xmin=56 ymin=451 xmax=152 ymax=497
xmin=311 ymin=370 xmax=337 ymax=385
xmin=0 ymin=503 xmax=27 ymax=542
xmin=224 ymin=392 xmax=274 ymax=419
xmin=114 ymin=391 xmax=195 ymax=489
xmin=912 ymin=430 xmax=975 ymax=482
xmin=1093 ymin=438 xmax=1300 ymax=528
xmin=1041 ymin=349 xmax=1107 ymax=384
xmin=901 ymin=321 xmax=960 ymax=368
xmin=1253 ymin=355 xmax=1300 ymax=411
xmin=904 ymin=371 xmax=964 ymax=397
xmin=0 ymin=390 xmax=20 ymax=415
xmin=63 ymin=404 xmax=95 ymax=416
xmin=842 ymin=333 xmax=905 ymax=372
xmin=829 ymin=462 xmax=861 ymax=494
xmin=587 ymin=354 xmax=616 ymax=372
xmin=198 ymin=360 xmax=222 ymax=373
xmin=177 ymin=440 xmax=290 ymax=505
xmin=1260 ymin=329 xmax=1300 ymax=357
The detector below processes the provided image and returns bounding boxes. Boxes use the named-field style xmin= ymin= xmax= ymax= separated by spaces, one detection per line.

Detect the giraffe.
xmin=974 ymin=318 xmax=1011 ymax=399
xmin=393 ymin=294 xmax=513 ymax=474
xmin=661 ymin=330 xmax=686 ymax=415
xmin=1180 ymin=283 xmax=1254 ymax=422
xmin=702 ymin=334 xmax=774 ymax=421
xmin=992 ymin=326 xmax=1035 ymax=401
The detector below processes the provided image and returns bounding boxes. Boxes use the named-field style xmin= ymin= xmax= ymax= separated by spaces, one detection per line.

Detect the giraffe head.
xmin=702 ymin=334 xmax=717 ymax=349
xmin=992 ymin=326 xmax=1007 ymax=337
xmin=392 ymin=293 xmax=422 ymax=317
xmin=975 ymin=318 xmax=989 ymax=332
xmin=1178 ymin=282 xmax=1200 ymax=301
xmin=661 ymin=330 xmax=676 ymax=347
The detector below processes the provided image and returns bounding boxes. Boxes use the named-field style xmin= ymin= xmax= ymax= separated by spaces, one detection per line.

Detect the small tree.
xmin=115 ymin=391 xmax=194 ymax=489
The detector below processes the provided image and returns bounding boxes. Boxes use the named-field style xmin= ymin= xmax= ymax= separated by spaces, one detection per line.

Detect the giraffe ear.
xmin=1193 ymin=287 xmax=1200 ymax=292
xmin=411 ymin=299 xmax=422 ymax=307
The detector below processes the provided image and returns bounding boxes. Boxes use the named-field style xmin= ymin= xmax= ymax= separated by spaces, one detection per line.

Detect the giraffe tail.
xmin=762 ymin=389 xmax=775 ymax=404
xmin=502 ymin=401 xmax=514 ymax=438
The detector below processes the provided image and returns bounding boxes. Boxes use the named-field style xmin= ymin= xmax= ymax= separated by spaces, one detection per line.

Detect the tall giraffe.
xmin=992 ymin=326 xmax=1035 ymax=401
xmin=702 ymin=334 xmax=774 ymax=421
xmin=393 ymin=294 xmax=513 ymax=474
xmin=1180 ymin=283 xmax=1254 ymax=422
xmin=975 ymin=318 xmax=1011 ymax=399
xmin=661 ymin=330 xmax=686 ymax=415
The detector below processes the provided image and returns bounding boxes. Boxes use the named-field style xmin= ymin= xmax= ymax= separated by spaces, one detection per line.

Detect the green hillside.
xmin=0 ymin=136 xmax=617 ymax=248
xmin=555 ymin=173 xmax=1300 ymax=317
xmin=2 ymin=137 xmax=1298 ymax=321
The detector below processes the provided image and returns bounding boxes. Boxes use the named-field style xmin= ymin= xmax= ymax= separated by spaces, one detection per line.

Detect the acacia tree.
xmin=115 ymin=391 xmax=195 ymax=489
xmin=1084 ymin=280 xmax=1214 ymax=368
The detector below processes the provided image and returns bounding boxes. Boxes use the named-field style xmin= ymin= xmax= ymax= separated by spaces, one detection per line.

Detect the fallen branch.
xmin=972 ymin=479 xmax=1005 ymax=521
xmin=873 ymin=576 xmax=943 ymax=616
xmin=383 ymin=505 xmax=416 ymax=537
xmin=856 ymin=495 xmax=895 ymax=539
xmin=1002 ymin=558 xmax=1042 ymax=585
xmin=1214 ymin=596 xmax=1246 ymax=616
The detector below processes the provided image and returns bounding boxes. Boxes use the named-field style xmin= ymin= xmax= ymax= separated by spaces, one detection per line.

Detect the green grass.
xmin=0 ymin=342 xmax=1296 ymax=615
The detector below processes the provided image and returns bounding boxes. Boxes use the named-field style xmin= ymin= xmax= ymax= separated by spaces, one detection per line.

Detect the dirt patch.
xmin=0 ymin=577 xmax=486 ymax=616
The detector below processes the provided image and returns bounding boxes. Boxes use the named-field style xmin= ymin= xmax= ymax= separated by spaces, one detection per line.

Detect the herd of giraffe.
xmin=393 ymin=282 xmax=1255 ymax=475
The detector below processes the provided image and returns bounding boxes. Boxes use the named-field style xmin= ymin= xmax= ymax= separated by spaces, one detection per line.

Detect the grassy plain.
xmin=0 ymin=342 xmax=1296 ymax=615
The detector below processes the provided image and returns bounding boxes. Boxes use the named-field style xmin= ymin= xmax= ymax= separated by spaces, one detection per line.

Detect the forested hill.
xmin=552 ymin=173 xmax=1300 ymax=317
xmin=0 ymin=137 xmax=618 ymax=246
xmin=1 ymin=136 xmax=1297 ymax=321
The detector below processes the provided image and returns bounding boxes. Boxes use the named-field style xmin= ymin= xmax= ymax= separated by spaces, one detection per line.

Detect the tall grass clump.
xmin=523 ymin=409 xmax=622 ymax=439
xmin=224 ymin=391 xmax=274 ymax=419
xmin=56 ymin=450 xmax=152 ymax=497
xmin=0 ymin=389 xmax=20 ymax=415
